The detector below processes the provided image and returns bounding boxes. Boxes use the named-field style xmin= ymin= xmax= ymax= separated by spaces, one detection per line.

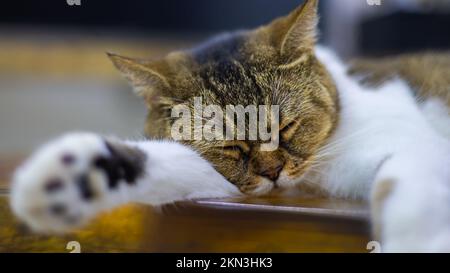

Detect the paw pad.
xmin=49 ymin=203 xmax=67 ymax=216
xmin=44 ymin=178 xmax=64 ymax=193
xmin=76 ymin=174 xmax=95 ymax=201
xmin=61 ymin=153 xmax=76 ymax=166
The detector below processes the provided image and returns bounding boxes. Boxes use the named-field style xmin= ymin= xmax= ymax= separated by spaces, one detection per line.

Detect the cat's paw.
xmin=11 ymin=133 xmax=146 ymax=233
xmin=372 ymin=152 xmax=450 ymax=252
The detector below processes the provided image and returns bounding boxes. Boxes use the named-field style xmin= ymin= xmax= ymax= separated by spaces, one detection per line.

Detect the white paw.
xmin=374 ymin=152 xmax=450 ymax=252
xmin=381 ymin=187 xmax=450 ymax=253
xmin=11 ymin=133 xmax=117 ymax=233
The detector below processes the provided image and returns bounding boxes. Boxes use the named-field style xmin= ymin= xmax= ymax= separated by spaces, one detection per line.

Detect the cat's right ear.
xmin=107 ymin=52 xmax=170 ymax=99
xmin=268 ymin=0 xmax=319 ymax=57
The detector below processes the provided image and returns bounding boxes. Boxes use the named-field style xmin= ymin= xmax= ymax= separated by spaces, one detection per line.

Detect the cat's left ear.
xmin=271 ymin=0 xmax=319 ymax=56
xmin=107 ymin=52 xmax=170 ymax=100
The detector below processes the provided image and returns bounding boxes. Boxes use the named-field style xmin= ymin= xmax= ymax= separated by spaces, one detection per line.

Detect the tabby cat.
xmin=11 ymin=0 xmax=450 ymax=252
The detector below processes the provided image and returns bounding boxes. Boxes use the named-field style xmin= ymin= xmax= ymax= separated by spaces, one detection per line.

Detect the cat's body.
xmin=10 ymin=0 xmax=450 ymax=252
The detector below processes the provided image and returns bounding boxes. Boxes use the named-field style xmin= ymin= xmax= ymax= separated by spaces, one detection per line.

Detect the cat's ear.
xmin=273 ymin=0 xmax=319 ymax=56
xmin=107 ymin=52 xmax=170 ymax=99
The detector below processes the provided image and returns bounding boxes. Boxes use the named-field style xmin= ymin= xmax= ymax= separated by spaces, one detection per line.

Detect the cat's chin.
xmin=276 ymin=172 xmax=302 ymax=189
xmin=242 ymin=174 xmax=304 ymax=196
xmin=244 ymin=178 xmax=274 ymax=196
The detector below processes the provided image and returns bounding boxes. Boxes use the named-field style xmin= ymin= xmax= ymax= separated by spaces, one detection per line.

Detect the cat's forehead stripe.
xmin=191 ymin=32 xmax=247 ymax=65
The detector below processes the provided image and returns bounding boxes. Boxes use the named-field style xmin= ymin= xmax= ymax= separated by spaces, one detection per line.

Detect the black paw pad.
xmin=45 ymin=178 xmax=64 ymax=193
xmin=49 ymin=203 xmax=67 ymax=216
xmin=76 ymin=174 xmax=95 ymax=201
xmin=61 ymin=153 xmax=76 ymax=166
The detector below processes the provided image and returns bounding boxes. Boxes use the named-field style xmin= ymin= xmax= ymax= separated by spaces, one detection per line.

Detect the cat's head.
xmin=109 ymin=0 xmax=339 ymax=195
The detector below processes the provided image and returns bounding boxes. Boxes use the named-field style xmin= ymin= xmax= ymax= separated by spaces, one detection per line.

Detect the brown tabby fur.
xmin=349 ymin=53 xmax=450 ymax=107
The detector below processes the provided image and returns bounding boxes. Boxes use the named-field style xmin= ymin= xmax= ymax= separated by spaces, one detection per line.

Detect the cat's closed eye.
xmin=221 ymin=143 xmax=249 ymax=160
xmin=280 ymin=120 xmax=300 ymax=140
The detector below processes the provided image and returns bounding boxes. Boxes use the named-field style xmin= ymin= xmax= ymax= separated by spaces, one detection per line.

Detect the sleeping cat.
xmin=10 ymin=0 xmax=450 ymax=252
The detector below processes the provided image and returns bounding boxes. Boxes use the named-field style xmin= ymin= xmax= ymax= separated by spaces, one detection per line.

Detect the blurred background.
xmin=0 ymin=0 xmax=449 ymax=159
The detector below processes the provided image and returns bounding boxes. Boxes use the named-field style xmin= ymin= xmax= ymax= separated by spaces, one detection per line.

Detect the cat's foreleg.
xmin=370 ymin=143 xmax=450 ymax=252
xmin=11 ymin=132 xmax=240 ymax=233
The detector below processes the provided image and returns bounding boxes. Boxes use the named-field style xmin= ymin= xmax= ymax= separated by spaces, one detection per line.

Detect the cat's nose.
xmin=259 ymin=164 xmax=283 ymax=181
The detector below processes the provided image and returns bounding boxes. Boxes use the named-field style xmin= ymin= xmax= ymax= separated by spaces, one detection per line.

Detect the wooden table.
xmin=0 ymin=158 xmax=371 ymax=253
